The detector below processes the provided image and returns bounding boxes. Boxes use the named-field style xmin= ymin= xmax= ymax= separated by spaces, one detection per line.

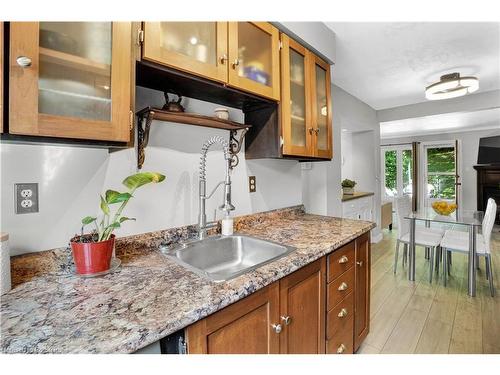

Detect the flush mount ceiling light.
xmin=425 ymin=72 xmax=479 ymax=101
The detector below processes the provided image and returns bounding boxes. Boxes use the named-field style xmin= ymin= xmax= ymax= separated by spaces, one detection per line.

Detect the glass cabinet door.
xmin=143 ymin=22 xmax=228 ymax=83
xmin=9 ymin=22 xmax=131 ymax=142
xmin=311 ymin=55 xmax=332 ymax=158
xmin=228 ymin=22 xmax=280 ymax=100
xmin=281 ymin=34 xmax=312 ymax=157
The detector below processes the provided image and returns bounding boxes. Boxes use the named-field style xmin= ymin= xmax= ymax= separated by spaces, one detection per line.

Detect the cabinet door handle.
xmin=271 ymin=323 xmax=282 ymax=334
xmin=308 ymin=127 xmax=314 ymax=135
xmin=357 ymin=261 xmax=363 ymax=267
xmin=337 ymin=344 xmax=346 ymax=354
xmin=337 ymin=308 xmax=348 ymax=318
xmin=338 ymin=255 xmax=349 ymax=264
xmin=232 ymin=58 xmax=240 ymax=69
xmin=338 ymin=282 xmax=348 ymax=291
xmin=281 ymin=315 xmax=292 ymax=325
xmin=220 ymin=54 xmax=228 ymax=64
xmin=315 ymin=128 xmax=320 ymax=134
xmin=16 ymin=56 xmax=32 ymax=67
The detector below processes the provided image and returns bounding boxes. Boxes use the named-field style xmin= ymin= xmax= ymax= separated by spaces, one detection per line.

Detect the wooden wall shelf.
xmin=136 ymin=107 xmax=250 ymax=169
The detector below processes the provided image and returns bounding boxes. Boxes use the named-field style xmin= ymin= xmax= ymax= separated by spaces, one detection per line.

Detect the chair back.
xmin=395 ymin=196 xmax=412 ymax=240
xmin=482 ymin=198 xmax=497 ymax=253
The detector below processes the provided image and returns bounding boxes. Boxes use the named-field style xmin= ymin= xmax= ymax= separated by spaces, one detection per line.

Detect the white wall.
xmin=381 ymin=128 xmax=500 ymax=211
xmin=0 ymin=87 xmax=302 ymax=255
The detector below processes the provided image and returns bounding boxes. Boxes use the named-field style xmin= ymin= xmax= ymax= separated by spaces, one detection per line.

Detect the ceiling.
xmin=380 ymin=107 xmax=500 ymax=139
xmin=325 ymin=22 xmax=500 ymax=110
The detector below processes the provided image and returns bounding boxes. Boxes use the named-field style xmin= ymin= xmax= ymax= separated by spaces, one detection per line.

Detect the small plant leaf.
xmin=105 ymin=189 xmax=132 ymax=204
xmin=107 ymin=222 xmax=121 ymax=229
xmin=100 ymin=195 xmax=110 ymax=215
xmin=81 ymin=216 xmax=97 ymax=225
xmin=122 ymin=172 xmax=165 ymax=190
xmin=119 ymin=217 xmax=136 ymax=223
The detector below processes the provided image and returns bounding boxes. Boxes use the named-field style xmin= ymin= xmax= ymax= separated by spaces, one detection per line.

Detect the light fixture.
xmin=425 ymin=72 xmax=479 ymax=101
xmin=189 ymin=36 xmax=198 ymax=45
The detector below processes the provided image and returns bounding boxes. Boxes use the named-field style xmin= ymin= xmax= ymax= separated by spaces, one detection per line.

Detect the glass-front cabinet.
xmin=9 ymin=22 xmax=132 ymax=142
xmin=281 ymin=34 xmax=332 ymax=159
xmin=311 ymin=55 xmax=332 ymax=158
xmin=227 ymin=22 xmax=280 ymax=100
xmin=142 ymin=22 xmax=228 ymax=83
xmin=142 ymin=22 xmax=280 ymax=101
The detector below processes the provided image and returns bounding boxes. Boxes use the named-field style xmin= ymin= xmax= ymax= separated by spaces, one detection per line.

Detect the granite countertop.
xmin=0 ymin=206 xmax=375 ymax=354
xmin=341 ymin=191 xmax=375 ymax=202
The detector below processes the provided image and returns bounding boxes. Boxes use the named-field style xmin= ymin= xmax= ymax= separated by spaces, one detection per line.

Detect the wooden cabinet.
xmin=281 ymin=33 xmax=332 ymax=159
xmin=185 ymin=233 xmax=370 ymax=354
xmin=142 ymin=22 xmax=228 ymax=83
xmin=142 ymin=22 xmax=280 ymax=101
xmin=354 ymin=231 xmax=370 ymax=351
xmin=9 ymin=22 xmax=132 ymax=142
xmin=279 ymin=259 xmax=326 ymax=354
xmin=186 ymin=282 xmax=280 ymax=354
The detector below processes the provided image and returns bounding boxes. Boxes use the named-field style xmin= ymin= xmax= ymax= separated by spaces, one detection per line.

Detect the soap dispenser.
xmin=222 ymin=212 xmax=234 ymax=236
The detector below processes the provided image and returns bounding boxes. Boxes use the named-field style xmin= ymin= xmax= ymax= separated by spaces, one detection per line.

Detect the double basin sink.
xmin=162 ymin=235 xmax=296 ymax=282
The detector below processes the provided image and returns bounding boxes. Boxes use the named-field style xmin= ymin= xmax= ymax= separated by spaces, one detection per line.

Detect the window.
xmin=424 ymin=145 xmax=456 ymax=202
xmin=381 ymin=145 xmax=413 ymax=200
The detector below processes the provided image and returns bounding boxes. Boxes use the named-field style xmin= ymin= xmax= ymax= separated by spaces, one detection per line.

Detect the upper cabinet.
xmin=141 ymin=22 xmax=280 ymax=101
xmin=227 ymin=22 xmax=280 ymax=101
xmin=142 ymin=22 xmax=228 ymax=83
xmin=9 ymin=22 xmax=132 ymax=142
xmin=281 ymin=33 xmax=332 ymax=159
xmin=1 ymin=22 xmax=4 ymax=133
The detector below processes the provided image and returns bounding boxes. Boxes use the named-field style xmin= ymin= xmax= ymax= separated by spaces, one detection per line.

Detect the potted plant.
xmin=70 ymin=172 xmax=165 ymax=275
xmin=341 ymin=179 xmax=357 ymax=195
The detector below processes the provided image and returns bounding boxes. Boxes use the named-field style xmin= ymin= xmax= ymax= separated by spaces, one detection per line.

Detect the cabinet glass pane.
xmin=38 ymin=22 xmax=112 ymax=121
xmin=237 ymin=22 xmax=272 ymax=87
xmin=159 ymin=22 xmax=216 ymax=65
xmin=290 ymin=49 xmax=306 ymax=147
xmin=315 ymin=64 xmax=328 ymax=150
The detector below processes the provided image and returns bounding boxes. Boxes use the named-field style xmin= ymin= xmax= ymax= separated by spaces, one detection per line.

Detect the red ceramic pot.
xmin=70 ymin=235 xmax=115 ymax=275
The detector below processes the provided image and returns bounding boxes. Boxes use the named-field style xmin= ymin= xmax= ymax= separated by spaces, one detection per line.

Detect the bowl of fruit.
xmin=431 ymin=201 xmax=457 ymax=216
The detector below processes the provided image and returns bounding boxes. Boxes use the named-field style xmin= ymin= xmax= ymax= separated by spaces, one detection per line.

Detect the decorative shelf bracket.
xmin=136 ymin=107 xmax=250 ymax=170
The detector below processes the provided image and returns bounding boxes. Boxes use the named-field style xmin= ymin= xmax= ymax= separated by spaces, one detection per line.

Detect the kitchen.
xmin=1 ymin=0 xmax=499 ymax=373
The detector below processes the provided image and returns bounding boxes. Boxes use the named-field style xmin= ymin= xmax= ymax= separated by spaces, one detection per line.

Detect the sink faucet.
xmin=198 ymin=136 xmax=235 ymax=240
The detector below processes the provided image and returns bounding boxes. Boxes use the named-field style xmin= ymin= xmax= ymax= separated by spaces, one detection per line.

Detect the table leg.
xmin=409 ymin=217 xmax=416 ymax=282
xmin=425 ymin=220 xmax=430 ymax=259
xmin=468 ymin=225 xmax=477 ymax=297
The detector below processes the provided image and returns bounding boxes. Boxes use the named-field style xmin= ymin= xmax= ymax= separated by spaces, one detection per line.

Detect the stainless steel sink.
xmin=162 ymin=235 xmax=296 ymax=282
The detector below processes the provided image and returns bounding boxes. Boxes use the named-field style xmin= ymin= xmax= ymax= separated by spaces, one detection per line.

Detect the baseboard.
xmin=370 ymin=232 xmax=383 ymax=243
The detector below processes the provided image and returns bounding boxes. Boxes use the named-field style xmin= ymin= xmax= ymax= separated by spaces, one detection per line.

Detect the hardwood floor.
xmin=358 ymin=227 xmax=500 ymax=354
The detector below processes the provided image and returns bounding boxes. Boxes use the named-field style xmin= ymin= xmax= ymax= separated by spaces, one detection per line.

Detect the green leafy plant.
xmin=77 ymin=172 xmax=165 ymax=242
xmin=341 ymin=179 xmax=357 ymax=188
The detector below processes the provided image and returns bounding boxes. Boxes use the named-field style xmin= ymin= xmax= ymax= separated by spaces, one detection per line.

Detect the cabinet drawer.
xmin=325 ymin=316 xmax=354 ymax=354
xmin=327 ymin=267 xmax=355 ymax=310
xmin=326 ymin=291 xmax=354 ymax=340
xmin=327 ymin=241 xmax=355 ymax=282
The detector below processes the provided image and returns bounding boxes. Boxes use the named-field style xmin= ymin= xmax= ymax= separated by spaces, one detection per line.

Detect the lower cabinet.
xmin=185 ymin=232 xmax=370 ymax=354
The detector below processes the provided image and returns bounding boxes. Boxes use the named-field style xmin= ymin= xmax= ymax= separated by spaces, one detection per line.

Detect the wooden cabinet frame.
xmin=1 ymin=22 xmax=3 ymax=133
xmin=9 ymin=22 xmax=132 ymax=142
xmin=310 ymin=54 xmax=332 ymax=159
xmin=142 ymin=22 xmax=228 ymax=83
xmin=354 ymin=232 xmax=371 ymax=350
xmin=281 ymin=34 xmax=313 ymax=157
xmin=228 ymin=22 xmax=280 ymax=101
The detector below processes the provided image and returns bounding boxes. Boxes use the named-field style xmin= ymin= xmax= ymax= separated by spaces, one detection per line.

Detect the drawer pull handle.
xmin=271 ymin=323 xmax=282 ymax=334
xmin=337 ymin=308 xmax=348 ymax=318
xmin=338 ymin=282 xmax=348 ymax=291
xmin=337 ymin=344 xmax=346 ymax=354
xmin=338 ymin=255 xmax=349 ymax=264
xmin=281 ymin=315 xmax=292 ymax=325
xmin=357 ymin=261 xmax=363 ymax=267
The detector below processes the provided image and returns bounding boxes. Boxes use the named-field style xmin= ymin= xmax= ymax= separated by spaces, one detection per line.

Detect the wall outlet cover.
xmin=15 ymin=183 xmax=39 ymax=214
xmin=249 ymin=176 xmax=256 ymax=193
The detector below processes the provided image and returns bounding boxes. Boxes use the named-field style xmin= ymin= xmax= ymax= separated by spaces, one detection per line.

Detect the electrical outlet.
xmin=15 ymin=183 xmax=39 ymax=214
xmin=249 ymin=176 xmax=256 ymax=193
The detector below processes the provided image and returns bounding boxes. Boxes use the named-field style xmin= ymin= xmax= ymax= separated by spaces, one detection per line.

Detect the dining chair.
xmin=440 ymin=198 xmax=497 ymax=296
xmin=394 ymin=196 xmax=444 ymax=282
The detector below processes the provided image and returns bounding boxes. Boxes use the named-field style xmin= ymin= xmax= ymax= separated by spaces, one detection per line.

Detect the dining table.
xmin=404 ymin=207 xmax=484 ymax=297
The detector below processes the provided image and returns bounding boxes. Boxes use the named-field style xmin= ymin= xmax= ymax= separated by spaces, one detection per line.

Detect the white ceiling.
xmin=325 ymin=22 xmax=500 ymax=110
xmin=380 ymin=107 xmax=500 ymax=139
